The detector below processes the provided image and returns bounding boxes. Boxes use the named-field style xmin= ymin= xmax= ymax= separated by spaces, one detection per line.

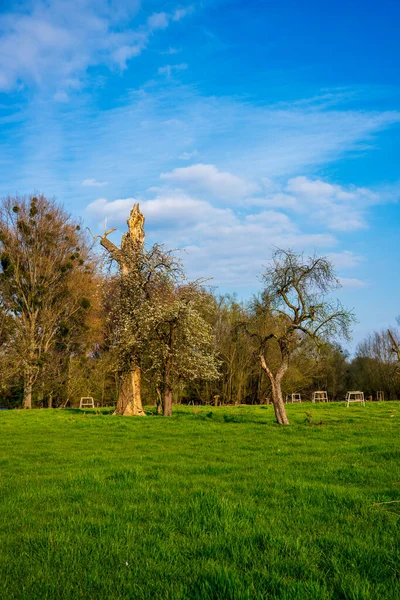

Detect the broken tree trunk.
xmin=99 ymin=204 xmax=146 ymax=416
xmin=115 ymin=365 xmax=145 ymax=416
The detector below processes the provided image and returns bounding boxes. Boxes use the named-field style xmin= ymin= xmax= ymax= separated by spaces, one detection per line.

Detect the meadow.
xmin=0 ymin=403 xmax=399 ymax=600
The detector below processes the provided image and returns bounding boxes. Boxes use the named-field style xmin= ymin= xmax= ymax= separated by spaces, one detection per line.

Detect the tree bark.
xmin=162 ymin=323 xmax=175 ymax=416
xmin=260 ymin=354 xmax=289 ymax=425
xmin=23 ymin=380 xmax=32 ymax=409
xmin=100 ymin=204 xmax=146 ymax=417
xmin=114 ymin=365 xmax=145 ymax=416
xmin=156 ymin=387 xmax=163 ymax=415
xmin=163 ymin=385 xmax=173 ymax=417
xmin=22 ymin=368 xmax=34 ymax=409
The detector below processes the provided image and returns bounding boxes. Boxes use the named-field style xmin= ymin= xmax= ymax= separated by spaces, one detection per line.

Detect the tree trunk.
xmin=23 ymin=380 xmax=32 ymax=409
xmin=48 ymin=393 xmax=53 ymax=409
xmin=99 ymin=204 xmax=146 ymax=417
xmin=270 ymin=379 xmax=289 ymax=425
xmin=156 ymin=387 xmax=163 ymax=414
xmin=22 ymin=368 xmax=34 ymax=409
xmin=114 ymin=365 xmax=145 ymax=416
xmin=162 ymin=324 xmax=175 ymax=417
xmin=260 ymin=354 xmax=289 ymax=425
xmin=163 ymin=385 xmax=173 ymax=417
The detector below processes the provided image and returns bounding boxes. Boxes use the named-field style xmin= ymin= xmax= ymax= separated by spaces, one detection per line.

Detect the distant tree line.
xmin=0 ymin=195 xmax=399 ymax=422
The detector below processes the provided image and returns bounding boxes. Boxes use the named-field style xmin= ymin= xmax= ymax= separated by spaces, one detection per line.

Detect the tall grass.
xmin=0 ymin=403 xmax=399 ymax=599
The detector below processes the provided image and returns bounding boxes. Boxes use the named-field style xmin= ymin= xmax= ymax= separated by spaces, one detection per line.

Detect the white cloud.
xmin=86 ymin=196 xmax=137 ymax=222
xmin=112 ymin=42 xmax=144 ymax=70
xmin=173 ymin=6 xmax=195 ymax=21
xmin=179 ymin=150 xmax=199 ymax=160
xmin=85 ymin=168 xmax=378 ymax=289
xmin=258 ymin=176 xmax=379 ymax=232
xmin=0 ymin=1 xmax=193 ymax=92
xmin=147 ymin=12 xmax=169 ymax=31
xmin=82 ymin=178 xmax=108 ymax=188
xmin=339 ymin=277 xmax=368 ymax=289
xmin=86 ymin=191 xmax=336 ymax=287
xmin=327 ymin=251 xmax=364 ymax=270
xmin=158 ymin=63 xmax=188 ymax=77
xmin=161 ymin=47 xmax=181 ymax=55
xmin=87 ymin=192 xmax=233 ymax=230
xmin=286 ymin=176 xmax=378 ymax=231
xmin=6 ymin=85 xmax=398 ymax=208
xmin=160 ymin=163 xmax=260 ymax=201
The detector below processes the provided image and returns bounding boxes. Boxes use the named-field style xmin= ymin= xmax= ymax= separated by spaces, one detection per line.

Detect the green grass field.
xmin=0 ymin=403 xmax=399 ymax=599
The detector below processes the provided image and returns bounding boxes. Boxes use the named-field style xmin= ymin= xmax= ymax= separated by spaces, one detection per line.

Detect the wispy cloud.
xmin=147 ymin=12 xmax=170 ymax=31
xmin=160 ymin=163 xmax=259 ymax=200
xmin=86 ymin=190 xmax=336 ymax=287
xmin=158 ymin=63 xmax=188 ymax=77
xmin=327 ymin=251 xmax=365 ymax=270
xmin=82 ymin=178 xmax=108 ymax=188
xmin=258 ymin=176 xmax=379 ymax=231
xmin=339 ymin=277 xmax=368 ymax=289
xmin=161 ymin=47 xmax=181 ymax=55
xmin=2 ymin=86 xmax=398 ymax=228
xmin=179 ymin=150 xmax=199 ymax=160
xmin=172 ymin=6 xmax=195 ymax=21
xmin=85 ymin=155 xmax=393 ymax=290
xmin=0 ymin=1 xmax=194 ymax=92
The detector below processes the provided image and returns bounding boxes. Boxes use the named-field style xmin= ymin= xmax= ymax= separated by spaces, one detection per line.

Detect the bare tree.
xmin=251 ymin=249 xmax=354 ymax=425
xmin=354 ymin=330 xmax=399 ymax=398
xmin=93 ymin=204 xmax=147 ymax=415
xmin=388 ymin=329 xmax=400 ymax=366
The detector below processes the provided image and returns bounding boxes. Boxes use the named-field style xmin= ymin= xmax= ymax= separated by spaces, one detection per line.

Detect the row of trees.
xmin=1 ymin=195 xmax=399 ymax=424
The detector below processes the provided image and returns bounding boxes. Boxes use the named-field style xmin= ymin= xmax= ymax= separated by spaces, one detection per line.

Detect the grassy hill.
xmin=0 ymin=403 xmax=399 ymax=599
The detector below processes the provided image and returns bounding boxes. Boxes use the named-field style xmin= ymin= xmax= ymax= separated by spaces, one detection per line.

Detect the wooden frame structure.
xmin=345 ymin=391 xmax=365 ymax=407
xmin=286 ymin=393 xmax=302 ymax=403
xmin=79 ymin=396 xmax=95 ymax=409
xmin=376 ymin=391 xmax=384 ymax=402
xmin=312 ymin=391 xmax=328 ymax=403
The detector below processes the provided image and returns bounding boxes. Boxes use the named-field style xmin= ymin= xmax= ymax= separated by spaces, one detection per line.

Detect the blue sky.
xmin=1 ymin=0 xmax=399 ymax=350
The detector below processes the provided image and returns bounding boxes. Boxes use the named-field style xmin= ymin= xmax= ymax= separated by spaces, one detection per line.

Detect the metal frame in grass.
xmin=312 ymin=391 xmax=328 ymax=403
xmin=345 ymin=391 xmax=365 ymax=407
xmin=79 ymin=397 xmax=95 ymax=409
xmin=286 ymin=393 xmax=302 ymax=403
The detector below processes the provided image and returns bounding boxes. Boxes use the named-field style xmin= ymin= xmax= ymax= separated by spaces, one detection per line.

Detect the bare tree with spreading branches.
xmin=388 ymin=327 xmax=400 ymax=368
xmin=250 ymin=249 xmax=354 ymax=425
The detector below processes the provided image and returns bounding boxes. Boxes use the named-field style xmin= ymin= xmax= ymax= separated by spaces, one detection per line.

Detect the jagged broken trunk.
xmin=99 ymin=203 xmax=147 ymax=416
xmin=114 ymin=365 xmax=145 ymax=416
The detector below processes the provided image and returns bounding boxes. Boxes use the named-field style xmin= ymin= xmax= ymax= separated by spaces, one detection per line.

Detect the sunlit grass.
xmin=0 ymin=403 xmax=399 ymax=599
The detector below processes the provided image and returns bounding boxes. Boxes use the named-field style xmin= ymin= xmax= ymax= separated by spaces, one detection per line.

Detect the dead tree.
xmin=95 ymin=204 xmax=146 ymax=416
